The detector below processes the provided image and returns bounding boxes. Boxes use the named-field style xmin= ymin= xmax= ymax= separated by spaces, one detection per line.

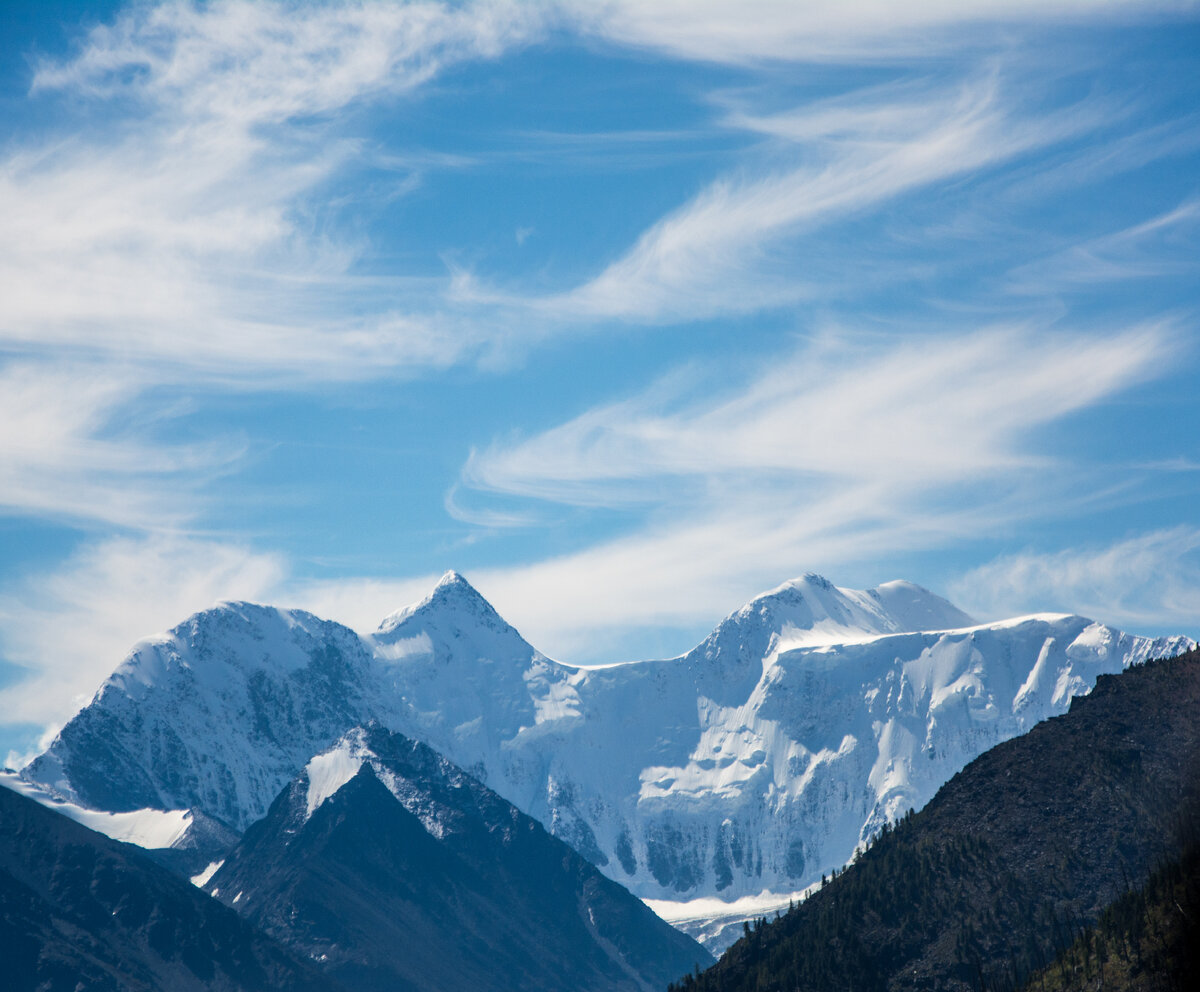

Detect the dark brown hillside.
xmin=675 ymin=649 xmax=1200 ymax=992
xmin=1024 ymin=831 xmax=1199 ymax=992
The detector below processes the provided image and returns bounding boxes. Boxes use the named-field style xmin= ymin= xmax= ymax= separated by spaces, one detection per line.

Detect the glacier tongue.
xmin=20 ymin=572 xmax=1194 ymax=910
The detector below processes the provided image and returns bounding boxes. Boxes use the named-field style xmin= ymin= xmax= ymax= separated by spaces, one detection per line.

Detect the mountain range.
xmin=19 ymin=571 xmax=1193 ymax=942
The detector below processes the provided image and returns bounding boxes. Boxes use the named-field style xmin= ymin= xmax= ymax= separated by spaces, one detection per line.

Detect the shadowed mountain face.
xmin=0 ymin=782 xmax=339 ymax=992
xmin=204 ymin=725 xmax=712 ymax=992
xmin=677 ymin=649 xmax=1200 ymax=992
xmin=24 ymin=573 xmax=1191 ymax=907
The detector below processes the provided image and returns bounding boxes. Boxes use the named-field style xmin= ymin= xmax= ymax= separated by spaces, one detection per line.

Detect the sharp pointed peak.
xmin=375 ymin=569 xmax=508 ymax=636
xmin=435 ymin=569 xmax=472 ymax=591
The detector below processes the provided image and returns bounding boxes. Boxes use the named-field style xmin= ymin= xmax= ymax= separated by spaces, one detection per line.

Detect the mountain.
xmin=0 ymin=780 xmax=339 ymax=992
xmin=672 ymin=648 xmax=1200 ymax=992
xmin=23 ymin=602 xmax=380 ymax=830
xmin=22 ymin=571 xmax=1193 ymax=915
xmin=202 ymin=724 xmax=711 ymax=992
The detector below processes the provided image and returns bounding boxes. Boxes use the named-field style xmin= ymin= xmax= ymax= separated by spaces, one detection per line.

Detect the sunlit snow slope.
xmin=22 ymin=571 xmax=1193 ymax=908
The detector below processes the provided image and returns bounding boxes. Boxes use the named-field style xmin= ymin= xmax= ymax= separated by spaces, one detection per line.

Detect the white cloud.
xmin=1 ymin=0 xmax=544 ymax=383
xmin=0 ymin=362 xmax=239 ymax=529
xmin=465 ymin=324 xmax=1170 ymax=500
xmin=574 ymin=0 xmax=1192 ymax=65
xmin=33 ymin=0 xmax=538 ymax=124
xmin=0 ymin=535 xmax=286 ymax=733
xmin=951 ymin=528 xmax=1200 ymax=633
xmin=1008 ymin=198 xmax=1200 ymax=292
xmin=472 ymin=71 xmax=1109 ymax=323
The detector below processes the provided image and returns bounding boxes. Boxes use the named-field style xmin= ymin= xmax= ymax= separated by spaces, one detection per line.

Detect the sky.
xmin=1 ymin=0 xmax=1199 ymax=763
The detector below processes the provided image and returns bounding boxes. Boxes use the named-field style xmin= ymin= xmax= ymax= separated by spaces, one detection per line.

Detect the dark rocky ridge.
xmin=206 ymin=724 xmax=712 ymax=992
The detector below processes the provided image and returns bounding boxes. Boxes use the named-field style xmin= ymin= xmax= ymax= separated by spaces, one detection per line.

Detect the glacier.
xmin=20 ymin=570 xmax=1193 ymax=925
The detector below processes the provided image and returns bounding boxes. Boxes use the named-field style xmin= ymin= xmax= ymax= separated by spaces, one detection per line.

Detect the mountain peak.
xmin=695 ymin=573 xmax=975 ymax=665
xmin=376 ymin=569 xmax=498 ymax=636
xmin=436 ymin=569 xmax=468 ymax=590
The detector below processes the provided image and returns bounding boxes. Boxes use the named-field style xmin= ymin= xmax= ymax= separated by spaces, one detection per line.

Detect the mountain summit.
xmin=376 ymin=569 xmax=508 ymax=635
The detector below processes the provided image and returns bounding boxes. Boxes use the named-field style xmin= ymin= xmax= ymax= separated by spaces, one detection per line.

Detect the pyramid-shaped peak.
xmin=375 ymin=569 xmax=511 ymax=638
xmin=425 ymin=569 xmax=493 ymax=609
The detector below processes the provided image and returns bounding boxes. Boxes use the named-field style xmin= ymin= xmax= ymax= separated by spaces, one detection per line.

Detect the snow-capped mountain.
xmin=22 ymin=571 xmax=1193 ymax=913
xmin=203 ymin=725 xmax=710 ymax=992
xmin=24 ymin=602 xmax=382 ymax=831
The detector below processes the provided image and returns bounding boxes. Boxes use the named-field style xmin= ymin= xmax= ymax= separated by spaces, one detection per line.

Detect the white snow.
xmin=646 ymin=887 xmax=810 ymax=925
xmin=374 ymin=631 xmax=434 ymax=663
xmin=646 ymin=887 xmax=815 ymax=955
xmin=303 ymin=732 xmax=372 ymax=820
xmin=190 ymin=859 xmax=224 ymax=887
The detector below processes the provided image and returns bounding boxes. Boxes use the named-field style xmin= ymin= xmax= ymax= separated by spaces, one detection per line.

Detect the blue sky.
xmin=1 ymin=0 xmax=1199 ymax=762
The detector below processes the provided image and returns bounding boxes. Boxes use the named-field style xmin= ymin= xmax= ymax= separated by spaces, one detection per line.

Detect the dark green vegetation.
xmin=207 ymin=725 xmax=712 ymax=992
xmin=673 ymin=649 xmax=1200 ymax=992
xmin=0 ymin=783 xmax=338 ymax=992
xmin=1024 ymin=832 xmax=1199 ymax=992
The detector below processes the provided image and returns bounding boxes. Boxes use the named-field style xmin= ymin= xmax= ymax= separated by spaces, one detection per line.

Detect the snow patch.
xmin=191 ymin=859 xmax=224 ymax=887
xmin=374 ymin=631 xmax=434 ymax=663
xmin=304 ymin=736 xmax=371 ymax=820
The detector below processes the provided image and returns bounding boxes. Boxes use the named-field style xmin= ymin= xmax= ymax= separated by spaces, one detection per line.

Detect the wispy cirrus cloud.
xmin=454 ymin=70 xmax=1115 ymax=323
xmin=0 ymin=362 xmax=240 ymax=529
xmin=0 ymin=0 xmax=546 ymax=535
xmin=464 ymin=323 xmax=1170 ymax=500
xmin=574 ymin=0 xmax=1192 ymax=64
xmin=2 ymin=0 xmax=545 ymax=383
xmin=951 ymin=527 xmax=1200 ymax=632
xmin=1007 ymin=198 xmax=1200 ymax=292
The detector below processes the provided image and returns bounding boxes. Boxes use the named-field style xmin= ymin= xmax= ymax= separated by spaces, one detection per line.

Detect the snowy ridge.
xmin=22 ymin=571 xmax=1194 ymax=926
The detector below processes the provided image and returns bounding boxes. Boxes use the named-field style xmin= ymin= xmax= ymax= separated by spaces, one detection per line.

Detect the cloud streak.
xmin=458 ymin=70 xmax=1113 ymax=323
xmin=0 ymin=362 xmax=240 ymax=529
xmin=575 ymin=0 xmax=1192 ymax=65
xmin=952 ymin=527 xmax=1200 ymax=632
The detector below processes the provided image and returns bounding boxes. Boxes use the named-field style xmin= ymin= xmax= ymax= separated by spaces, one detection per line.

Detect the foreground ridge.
xmin=203 ymin=724 xmax=711 ymax=992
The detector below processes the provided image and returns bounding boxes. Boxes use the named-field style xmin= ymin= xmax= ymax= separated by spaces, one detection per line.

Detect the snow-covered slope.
xmin=24 ymin=601 xmax=382 ymax=830
xmin=22 ymin=571 xmax=1193 ymax=915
